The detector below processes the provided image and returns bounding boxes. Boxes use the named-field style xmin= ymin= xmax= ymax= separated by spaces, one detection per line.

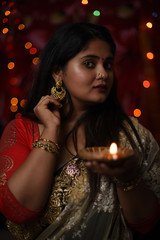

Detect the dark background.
xmin=0 ymin=0 xmax=160 ymax=238
xmin=0 ymin=0 xmax=160 ymax=145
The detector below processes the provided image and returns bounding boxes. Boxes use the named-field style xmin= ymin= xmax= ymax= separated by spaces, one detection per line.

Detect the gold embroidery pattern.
xmin=0 ymin=155 xmax=14 ymax=186
xmin=7 ymin=158 xmax=88 ymax=240
xmin=21 ymin=117 xmax=39 ymax=143
xmin=0 ymin=121 xmax=17 ymax=154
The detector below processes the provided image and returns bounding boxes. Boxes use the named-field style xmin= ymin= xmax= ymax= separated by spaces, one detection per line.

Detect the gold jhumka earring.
xmin=51 ymin=79 xmax=66 ymax=102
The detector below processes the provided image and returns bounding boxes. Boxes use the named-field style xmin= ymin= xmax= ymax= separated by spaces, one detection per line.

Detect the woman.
xmin=0 ymin=22 xmax=159 ymax=240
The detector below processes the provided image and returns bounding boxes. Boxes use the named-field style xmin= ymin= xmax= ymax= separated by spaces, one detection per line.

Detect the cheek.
xmin=64 ymin=66 xmax=91 ymax=88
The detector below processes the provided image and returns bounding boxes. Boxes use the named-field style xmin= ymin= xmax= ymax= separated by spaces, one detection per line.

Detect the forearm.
xmin=117 ymin=180 xmax=157 ymax=223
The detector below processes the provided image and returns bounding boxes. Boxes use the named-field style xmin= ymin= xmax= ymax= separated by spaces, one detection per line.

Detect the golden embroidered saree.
xmin=6 ymin=118 xmax=160 ymax=240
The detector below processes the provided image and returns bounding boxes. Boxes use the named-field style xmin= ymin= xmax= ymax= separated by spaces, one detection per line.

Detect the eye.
xmin=104 ymin=62 xmax=113 ymax=71
xmin=83 ymin=61 xmax=95 ymax=69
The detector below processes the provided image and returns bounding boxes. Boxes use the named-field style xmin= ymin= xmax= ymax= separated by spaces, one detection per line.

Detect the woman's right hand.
xmin=33 ymin=95 xmax=62 ymax=129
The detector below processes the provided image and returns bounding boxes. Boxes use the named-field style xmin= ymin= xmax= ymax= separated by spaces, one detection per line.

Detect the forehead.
xmin=80 ymin=39 xmax=113 ymax=59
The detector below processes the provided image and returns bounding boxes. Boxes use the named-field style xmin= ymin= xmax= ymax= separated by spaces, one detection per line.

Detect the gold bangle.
xmin=32 ymin=142 xmax=59 ymax=154
xmin=112 ymin=176 xmax=141 ymax=192
xmin=37 ymin=138 xmax=60 ymax=150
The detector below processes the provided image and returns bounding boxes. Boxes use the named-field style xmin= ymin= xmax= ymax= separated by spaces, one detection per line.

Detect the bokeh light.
xmin=152 ymin=12 xmax=158 ymax=18
xmin=81 ymin=0 xmax=88 ymax=4
xmin=29 ymin=47 xmax=37 ymax=55
xmin=32 ymin=57 xmax=39 ymax=65
xmin=2 ymin=1 xmax=7 ymax=6
xmin=25 ymin=42 xmax=32 ymax=49
xmin=2 ymin=28 xmax=8 ymax=34
xmin=8 ymin=62 xmax=15 ymax=70
xmin=2 ymin=18 xmax=8 ymax=23
xmin=146 ymin=52 xmax=154 ymax=60
xmin=9 ymin=1 xmax=15 ymax=7
xmin=18 ymin=24 xmax=25 ymax=30
xmin=5 ymin=10 xmax=11 ymax=16
xmin=11 ymin=97 xmax=18 ymax=106
xmin=93 ymin=10 xmax=100 ymax=16
xmin=133 ymin=109 xmax=141 ymax=118
xmin=10 ymin=105 xmax=18 ymax=112
xmin=146 ymin=22 xmax=152 ymax=28
xmin=20 ymin=99 xmax=27 ymax=108
xmin=143 ymin=80 xmax=151 ymax=88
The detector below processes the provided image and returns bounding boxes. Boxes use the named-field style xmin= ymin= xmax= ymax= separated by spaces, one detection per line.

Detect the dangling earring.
xmin=51 ymin=79 xmax=66 ymax=102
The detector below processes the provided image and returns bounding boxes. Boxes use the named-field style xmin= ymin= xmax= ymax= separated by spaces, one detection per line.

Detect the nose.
xmin=96 ymin=69 xmax=108 ymax=80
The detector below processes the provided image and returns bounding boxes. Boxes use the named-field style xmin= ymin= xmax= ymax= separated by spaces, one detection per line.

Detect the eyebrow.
xmin=80 ymin=54 xmax=114 ymax=61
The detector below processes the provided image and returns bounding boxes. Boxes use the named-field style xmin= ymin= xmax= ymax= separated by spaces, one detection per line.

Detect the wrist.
xmin=41 ymin=127 xmax=60 ymax=142
xmin=112 ymin=174 xmax=142 ymax=192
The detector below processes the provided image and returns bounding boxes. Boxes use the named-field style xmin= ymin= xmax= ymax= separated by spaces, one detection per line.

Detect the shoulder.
xmin=128 ymin=116 xmax=159 ymax=150
xmin=0 ymin=117 xmax=40 ymax=147
xmin=124 ymin=116 xmax=151 ymax=137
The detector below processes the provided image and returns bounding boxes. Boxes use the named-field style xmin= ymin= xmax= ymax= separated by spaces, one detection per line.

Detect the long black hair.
xmin=24 ymin=22 xmax=143 ymax=148
xmin=23 ymin=22 xmax=144 ymax=197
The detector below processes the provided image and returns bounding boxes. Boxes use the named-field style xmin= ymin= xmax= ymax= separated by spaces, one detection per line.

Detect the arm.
xmin=0 ymin=119 xmax=42 ymax=223
xmin=85 ymin=133 xmax=160 ymax=233
xmin=0 ymin=96 xmax=62 ymax=223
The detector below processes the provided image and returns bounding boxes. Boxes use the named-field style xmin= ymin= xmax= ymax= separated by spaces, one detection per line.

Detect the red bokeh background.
xmin=0 ymin=0 xmax=160 ymax=144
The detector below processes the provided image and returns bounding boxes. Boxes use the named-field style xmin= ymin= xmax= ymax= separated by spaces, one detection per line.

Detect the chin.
xmin=94 ymin=96 xmax=108 ymax=103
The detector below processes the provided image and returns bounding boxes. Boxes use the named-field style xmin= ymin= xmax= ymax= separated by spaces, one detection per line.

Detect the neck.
xmin=61 ymin=101 xmax=88 ymax=125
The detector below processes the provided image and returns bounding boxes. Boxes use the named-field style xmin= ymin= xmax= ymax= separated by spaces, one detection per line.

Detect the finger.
xmin=37 ymin=96 xmax=62 ymax=108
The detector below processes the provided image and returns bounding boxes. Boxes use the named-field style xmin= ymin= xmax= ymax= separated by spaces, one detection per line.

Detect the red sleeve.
xmin=127 ymin=198 xmax=160 ymax=234
xmin=0 ymin=117 xmax=41 ymax=224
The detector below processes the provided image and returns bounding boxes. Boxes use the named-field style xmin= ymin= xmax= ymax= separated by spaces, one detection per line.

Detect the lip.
xmin=93 ymin=84 xmax=107 ymax=89
xmin=93 ymin=84 xmax=107 ymax=92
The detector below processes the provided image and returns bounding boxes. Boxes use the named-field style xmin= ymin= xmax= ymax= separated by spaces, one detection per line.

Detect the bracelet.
xmin=36 ymin=138 xmax=60 ymax=150
xmin=32 ymin=142 xmax=59 ymax=154
xmin=112 ymin=175 xmax=142 ymax=192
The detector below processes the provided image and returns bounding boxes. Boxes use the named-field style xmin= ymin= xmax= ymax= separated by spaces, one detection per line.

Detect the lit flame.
xmin=109 ymin=143 xmax=117 ymax=154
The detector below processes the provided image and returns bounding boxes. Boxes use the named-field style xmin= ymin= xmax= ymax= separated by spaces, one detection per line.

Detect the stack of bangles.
xmin=112 ymin=175 xmax=142 ymax=192
xmin=32 ymin=137 xmax=60 ymax=154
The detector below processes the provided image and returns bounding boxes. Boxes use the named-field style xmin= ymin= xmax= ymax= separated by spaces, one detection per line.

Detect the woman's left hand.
xmin=85 ymin=154 xmax=139 ymax=181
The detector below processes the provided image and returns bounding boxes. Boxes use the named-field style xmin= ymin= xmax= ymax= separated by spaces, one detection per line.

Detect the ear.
xmin=52 ymin=66 xmax=64 ymax=82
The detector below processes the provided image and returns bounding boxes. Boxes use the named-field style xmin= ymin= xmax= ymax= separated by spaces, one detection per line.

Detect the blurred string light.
xmin=5 ymin=10 xmax=11 ymax=16
xmin=133 ymin=108 xmax=141 ymax=118
xmin=1 ymin=0 xmax=40 ymax=115
xmin=25 ymin=42 xmax=32 ymax=49
xmin=32 ymin=57 xmax=39 ymax=65
xmin=143 ymin=80 xmax=151 ymax=88
xmin=146 ymin=51 xmax=154 ymax=60
xmin=8 ymin=62 xmax=15 ymax=70
xmin=10 ymin=97 xmax=27 ymax=113
xmin=81 ymin=0 xmax=88 ymax=4
xmin=93 ymin=10 xmax=100 ymax=16
xmin=136 ymin=8 xmax=158 ymax=119
xmin=10 ymin=105 xmax=18 ymax=112
xmin=20 ymin=99 xmax=27 ymax=107
xmin=2 ymin=17 xmax=8 ymax=23
xmin=29 ymin=47 xmax=37 ymax=55
xmin=11 ymin=97 xmax=18 ymax=106
xmin=2 ymin=1 xmax=7 ymax=6
xmin=10 ymin=97 xmax=18 ymax=113
xmin=9 ymin=1 xmax=15 ymax=7
xmin=152 ymin=12 xmax=158 ymax=18
xmin=18 ymin=23 xmax=25 ymax=30
xmin=2 ymin=27 xmax=9 ymax=34
xmin=146 ymin=22 xmax=152 ymax=28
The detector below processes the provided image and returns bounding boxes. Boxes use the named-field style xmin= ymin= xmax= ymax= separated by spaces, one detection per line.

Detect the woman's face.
xmin=62 ymin=39 xmax=114 ymax=109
